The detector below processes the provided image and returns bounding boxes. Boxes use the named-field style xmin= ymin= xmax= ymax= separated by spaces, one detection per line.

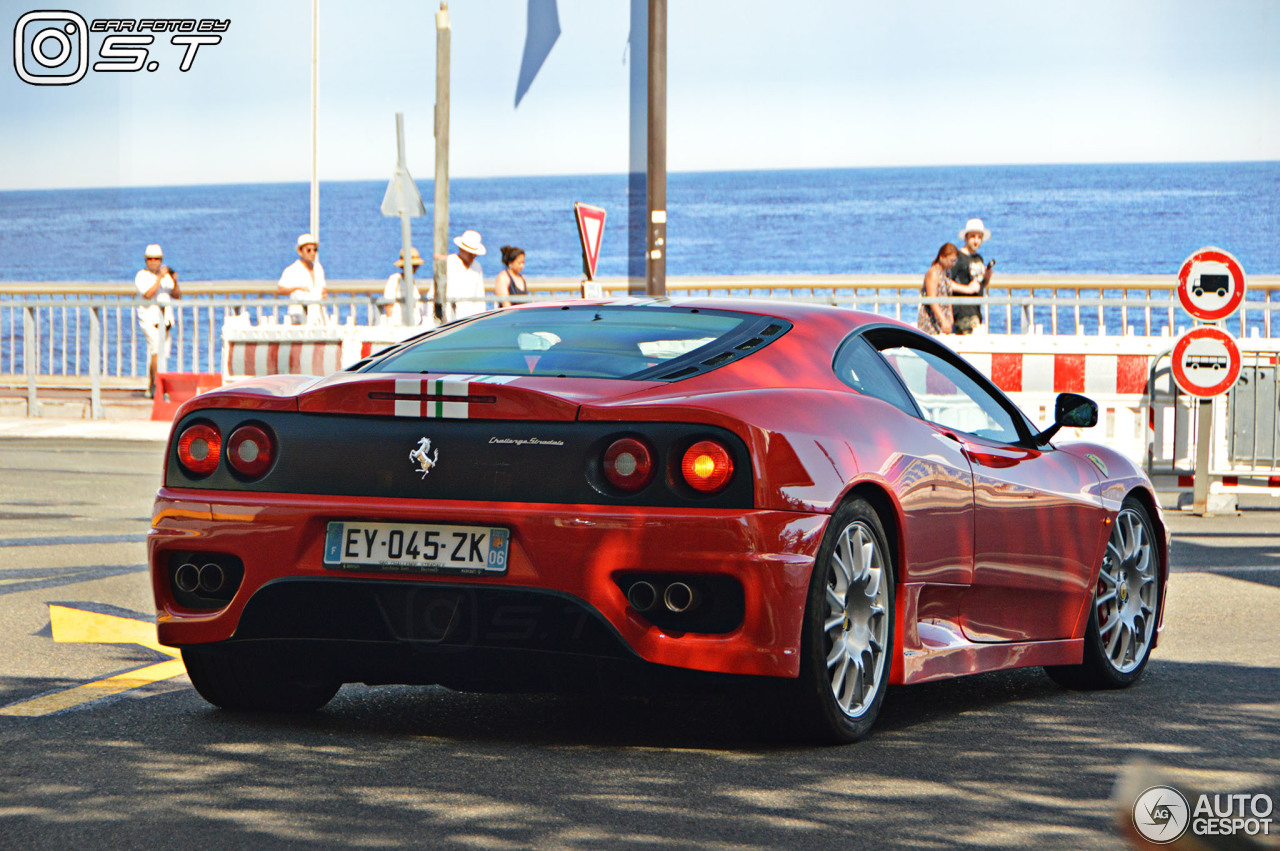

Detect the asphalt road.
xmin=0 ymin=436 xmax=1276 ymax=850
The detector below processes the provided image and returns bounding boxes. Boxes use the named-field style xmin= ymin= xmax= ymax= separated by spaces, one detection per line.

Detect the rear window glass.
xmin=365 ymin=306 xmax=772 ymax=380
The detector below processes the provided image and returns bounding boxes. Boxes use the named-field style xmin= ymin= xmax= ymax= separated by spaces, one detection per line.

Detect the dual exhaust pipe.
xmin=173 ymin=562 xmax=227 ymax=596
xmin=627 ymin=580 xmax=700 ymax=614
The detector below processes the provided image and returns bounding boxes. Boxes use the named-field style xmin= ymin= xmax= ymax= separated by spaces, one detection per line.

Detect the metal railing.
xmin=3 ymin=275 xmax=1279 ymax=417
xmin=1148 ymin=347 xmax=1280 ymax=484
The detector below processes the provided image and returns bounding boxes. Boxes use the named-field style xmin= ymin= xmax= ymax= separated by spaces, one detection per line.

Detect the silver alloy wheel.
xmin=1096 ymin=507 xmax=1158 ymax=673
xmin=823 ymin=520 xmax=889 ymax=717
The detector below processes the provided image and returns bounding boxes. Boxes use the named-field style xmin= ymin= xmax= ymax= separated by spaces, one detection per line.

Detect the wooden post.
xmin=433 ymin=3 xmax=450 ymax=322
xmin=646 ymin=0 xmax=666 ymax=296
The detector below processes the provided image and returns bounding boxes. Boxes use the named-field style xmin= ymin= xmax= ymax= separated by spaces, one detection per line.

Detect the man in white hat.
xmin=383 ymin=247 xmax=428 ymax=326
xmin=950 ymin=218 xmax=995 ymax=335
xmin=134 ymin=243 xmax=182 ymax=397
xmin=277 ymin=233 xmax=329 ymax=325
xmin=436 ymin=229 xmax=486 ymax=321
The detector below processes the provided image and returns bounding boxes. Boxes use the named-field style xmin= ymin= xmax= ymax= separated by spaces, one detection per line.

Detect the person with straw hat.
xmin=383 ymin=246 xmax=428 ymax=326
xmin=277 ymin=233 xmax=330 ymax=325
xmin=435 ymin=229 xmax=486 ymax=322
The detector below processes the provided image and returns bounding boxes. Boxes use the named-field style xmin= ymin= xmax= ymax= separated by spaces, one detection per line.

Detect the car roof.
xmin=518 ymin=296 xmax=913 ymax=332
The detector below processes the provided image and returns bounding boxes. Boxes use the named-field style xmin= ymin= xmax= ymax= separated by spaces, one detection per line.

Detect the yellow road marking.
xmin=0 ymin=659 xmax=186 ymax=716
xmin=48 ymin=604 xmax=178 ymax=657
xmin=0 ymin=604 xmax=186 ymax=718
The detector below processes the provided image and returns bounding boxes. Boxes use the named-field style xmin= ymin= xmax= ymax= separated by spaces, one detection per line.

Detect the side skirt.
xmin=893 ymin=582 xmax=1085 ymax=685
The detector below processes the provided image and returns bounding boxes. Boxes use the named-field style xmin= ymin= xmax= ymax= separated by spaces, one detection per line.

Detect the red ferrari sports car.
xmin=148 ymin=299 xmax=1167 ymax=742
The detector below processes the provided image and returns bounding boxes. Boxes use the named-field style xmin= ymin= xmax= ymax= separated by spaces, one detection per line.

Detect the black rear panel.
xmin=166 ymin=410 xmax=753 ymax=508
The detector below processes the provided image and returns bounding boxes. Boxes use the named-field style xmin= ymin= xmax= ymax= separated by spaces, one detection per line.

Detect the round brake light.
xmin=227 ymin=425 xmax=275 ymax=478
xmin=177 ymin=422 xmax=222 ymax=477
xmin=603 ymin=438 xmax=655 ymax=492
xmin=681 ymin=440 xmax=733 ymax=493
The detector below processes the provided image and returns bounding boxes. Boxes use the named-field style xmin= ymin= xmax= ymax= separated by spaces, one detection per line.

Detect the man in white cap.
xmin=277 ymin=233 xmax=329 ymax=325
xmin=135 ymin=243 xmax=181 ymax=397
xmin=436 ymin=229 xmax=486 ymax=321
xmin=950 ymin=218 xmax=995 ymax=335
xmin=383 ymin=247 xmax=428 ymax=326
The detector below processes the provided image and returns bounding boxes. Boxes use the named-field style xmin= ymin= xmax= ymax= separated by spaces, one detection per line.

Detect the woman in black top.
xmin=495 ymin=245 xmax=529 ymax=308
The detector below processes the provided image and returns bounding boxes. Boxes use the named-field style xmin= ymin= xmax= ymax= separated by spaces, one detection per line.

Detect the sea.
xmin=1 ymin=162 xmax=1278 ymax=375
xmin=1 ymin=161 xmax=1277 ymax=282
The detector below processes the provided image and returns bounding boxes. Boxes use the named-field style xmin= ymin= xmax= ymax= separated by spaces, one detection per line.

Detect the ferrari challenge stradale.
xmin=148 ymin=299 xmax=1168 ymax=742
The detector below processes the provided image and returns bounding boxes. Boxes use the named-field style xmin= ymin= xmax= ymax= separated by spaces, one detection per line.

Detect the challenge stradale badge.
xmin=409 ymin=436 xmax=439 ymax=478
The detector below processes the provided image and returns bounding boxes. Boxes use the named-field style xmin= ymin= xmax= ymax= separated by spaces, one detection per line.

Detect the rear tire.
xmin=182 ymin=645 xmax=340 ymax=712
xmin=1045 ymin=498 xmax=1161 ymax=690
xmin=785 ymin=498 xmax=895 ymax=744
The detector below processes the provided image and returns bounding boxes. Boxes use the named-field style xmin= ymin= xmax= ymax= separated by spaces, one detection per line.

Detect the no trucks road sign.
xmin=1171 ymin=326 xmax=1242 ymax=398
xmin=1177 ymin=246 xmax=1246 ymax=322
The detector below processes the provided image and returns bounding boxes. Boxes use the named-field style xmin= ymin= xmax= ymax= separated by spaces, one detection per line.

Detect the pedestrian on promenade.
xmin=494 ymin=245 xmax=528 ymax=308
xmin=949 ymin=218 xmax=995 ymax=335
xmin=918 ymin=243 xmax=964 ymax=335
xmin=434 ymin=229 xmax=486 ymax=321
xmin=383 ymin=247 xmax=427 ymax=326
xmin=134 ymin=243 xmax=181 ymax=397
xmin=277 ymin=233 xmax=330 ymax=325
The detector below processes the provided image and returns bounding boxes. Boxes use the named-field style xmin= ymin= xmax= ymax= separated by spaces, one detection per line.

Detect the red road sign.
xmin=1171 ymin=326 xmax=1242 ymax=397
xmin=1176 ymin=246 xmax=1246 ymax=322
xmin=574 ymin=203 xmax=606 ymax=281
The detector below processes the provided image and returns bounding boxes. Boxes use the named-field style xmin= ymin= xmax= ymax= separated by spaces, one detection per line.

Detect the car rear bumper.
xmin=148 ymin=489 xmax=829 ymax=679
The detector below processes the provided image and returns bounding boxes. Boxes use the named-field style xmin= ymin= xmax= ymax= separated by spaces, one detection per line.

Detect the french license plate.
xmin=323 ymin=521 xmax=509 ymax=575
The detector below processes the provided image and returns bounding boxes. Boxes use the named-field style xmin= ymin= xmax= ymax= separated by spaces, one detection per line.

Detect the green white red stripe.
xmin=393 ymin=374 xmax=518 ymax=418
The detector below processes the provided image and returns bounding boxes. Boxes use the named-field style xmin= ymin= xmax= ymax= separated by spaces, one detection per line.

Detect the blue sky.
xmin=0 ymin=0 xmax=1277 ymax=190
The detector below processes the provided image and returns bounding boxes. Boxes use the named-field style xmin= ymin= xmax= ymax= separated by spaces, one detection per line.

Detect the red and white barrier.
xmin=221 ymin=322 xmax=422 ymax=382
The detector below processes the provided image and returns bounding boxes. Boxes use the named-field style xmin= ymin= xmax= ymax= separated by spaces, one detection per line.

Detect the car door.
xmin=833 ymin=334 xmax=974 ymax=592
xmin=865 ymin=328 xmax=1106 ymax=643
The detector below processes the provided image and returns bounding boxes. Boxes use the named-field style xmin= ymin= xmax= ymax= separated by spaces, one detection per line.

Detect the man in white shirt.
xmin=439 ymin=229 xmax=486 ymax=321
xmin=277 ymin=233 xmax=329 ymax=325
xmin=134 ymin=243 xmax=181 ymax=397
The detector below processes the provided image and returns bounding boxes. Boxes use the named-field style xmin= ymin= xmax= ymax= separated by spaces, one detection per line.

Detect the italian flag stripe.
xmin=390 ymin=374 xmax=520 ymax=418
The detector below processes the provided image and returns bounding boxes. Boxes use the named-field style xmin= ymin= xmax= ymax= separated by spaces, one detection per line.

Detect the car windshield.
xmin=365 ymin=305 xmax=767 ymax=379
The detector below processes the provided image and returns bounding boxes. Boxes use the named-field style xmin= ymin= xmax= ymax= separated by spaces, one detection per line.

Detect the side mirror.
xmin=1034 ymin=392 xmax=1098 ymax=446
xmin=1055 ymin=392 xmax=1098 ymax=429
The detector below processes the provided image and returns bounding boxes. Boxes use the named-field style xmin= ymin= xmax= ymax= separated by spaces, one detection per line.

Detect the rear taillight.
xmin=603 ymin=437 xmax=655 ymax=492
xmin=176 ymin=422 xmax=221 ymax=477
xmin=681 ymin=440 xmax=733 ymax=493
xmin=227 ymin=424 xmax=275 ymax=479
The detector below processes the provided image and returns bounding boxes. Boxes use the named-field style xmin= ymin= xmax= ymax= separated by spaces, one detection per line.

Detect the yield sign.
xmin=574 ymin=202 xmax=606 ymax=281
xmin=381 ymin=165 xmax=426 ymax=218
xmin=1171 ymin=326 xmax=1242 ymax=398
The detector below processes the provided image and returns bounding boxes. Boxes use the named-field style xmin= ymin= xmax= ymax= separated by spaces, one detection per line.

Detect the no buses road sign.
xmin=1171 ymin=326 xmax=1242 ymax=398
xmin=1176 ymin=246 xmax=1246 ymax=322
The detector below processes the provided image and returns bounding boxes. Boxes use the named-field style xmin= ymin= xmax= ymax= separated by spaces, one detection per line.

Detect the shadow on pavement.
xmin=1 ymin=657 xmax=1275 ymax=850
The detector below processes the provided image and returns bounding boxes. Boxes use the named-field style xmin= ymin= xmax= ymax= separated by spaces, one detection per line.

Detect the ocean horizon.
xmin=1 ymin=161 xmax=1277 ymax=284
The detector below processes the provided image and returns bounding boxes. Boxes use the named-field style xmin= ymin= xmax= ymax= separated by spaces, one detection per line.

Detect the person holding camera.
xmin=950 ymin=218 xmax=995 ymax=335
xmin=135 ymin=243 xmax=181 ymax=397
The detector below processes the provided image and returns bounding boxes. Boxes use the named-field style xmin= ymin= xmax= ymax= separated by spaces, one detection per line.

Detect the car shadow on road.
xmin=3 ymin=658 xmax=1276 ymax=850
